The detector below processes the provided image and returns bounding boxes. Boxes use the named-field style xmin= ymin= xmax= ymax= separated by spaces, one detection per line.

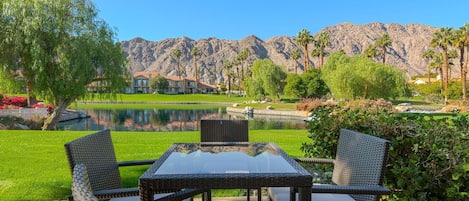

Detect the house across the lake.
xmin=129 ymin=71 xmax=218 ymax=94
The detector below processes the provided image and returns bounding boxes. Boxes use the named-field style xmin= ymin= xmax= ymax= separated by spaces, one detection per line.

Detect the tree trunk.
xmin=319 ymin=52 xmax=324 ymax=69
xmin=464 ymin=46 xmax=469 ymax=102
xmin=194 ymin=59 xmax=198 ymax=93
xmin=42 ymin=102 xmax=67 ymax=130
xmin=439 ymin=67 xmax=444 ymax=97
xmin=427 ymin=65 xmax=431 ymax=83
xmin=227 ymin=76 xmax=231 ymax=97
xmin=304 ymin=45 xmax=309 ymax=71
xmin=460 ymin=47 xmax=466 ymax=102
xmin=443 ymin=49 xmax=449 ymax=104
xmin=382 ymin=46 xmax=386 ymax=64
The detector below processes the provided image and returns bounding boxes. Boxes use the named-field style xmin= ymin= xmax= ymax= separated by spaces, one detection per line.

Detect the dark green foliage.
xmin=284 ymin=69 xmax=329 ymax=99
xmin=302 ymin=100 xmax=469 ymax=200
xmin=149 ymin=75 xmax=169 ymax=93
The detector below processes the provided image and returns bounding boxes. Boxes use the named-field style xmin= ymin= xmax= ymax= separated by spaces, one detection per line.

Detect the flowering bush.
xmin=1 ymin=96 xmax=27 ymax=109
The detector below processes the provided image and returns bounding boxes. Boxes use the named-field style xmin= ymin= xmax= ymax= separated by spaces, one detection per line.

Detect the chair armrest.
xmin=311 ymin=184 xmax=391 ymax=195
xmin=294 ymin=157 xmax=334 ymax=164
xmin=117 ymin=159 xmax=156 ymax=167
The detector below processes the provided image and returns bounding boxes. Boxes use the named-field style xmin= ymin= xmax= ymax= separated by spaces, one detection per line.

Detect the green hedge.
xmin=301 ymin=99 xmax=469 ymax=200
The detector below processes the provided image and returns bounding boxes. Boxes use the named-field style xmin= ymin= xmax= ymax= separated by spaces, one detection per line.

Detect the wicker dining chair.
xmin=200 ymin=119 xmax=249 ymax=142
xmin=268 ymin=128 xmax=391 ymax=201
xmin=71 ymin=163 xmax=203 ymax=201
xmin=200 ymin=119 xmax=260 ymax=201
xmin=65 ymin=129 xmax=205 ymax=201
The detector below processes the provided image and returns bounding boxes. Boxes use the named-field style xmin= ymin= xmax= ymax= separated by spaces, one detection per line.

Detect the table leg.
xmin=297 ymin=187 xmax=311 ymax=201
xmin=139 ymin=184 xmax=152 ymax=201
xmin=202 ymin=190 xmax=212 ymax=201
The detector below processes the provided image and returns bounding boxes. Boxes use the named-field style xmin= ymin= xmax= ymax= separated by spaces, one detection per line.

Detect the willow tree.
xmin=321 ymin=52 xmax=406 ymax=99
xmin=296 ymin=28 xmax=313 ymax=71
xmin=0 ymin=0 xmax=128 ymax=130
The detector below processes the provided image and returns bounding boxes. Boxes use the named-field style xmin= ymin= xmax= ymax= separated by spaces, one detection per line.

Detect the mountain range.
xmin=120 ymin=22 xmax=442 ymax=85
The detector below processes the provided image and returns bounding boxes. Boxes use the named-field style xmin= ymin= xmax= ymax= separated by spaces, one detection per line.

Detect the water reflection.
xmin=57 ymin=108 xmax=307 ymax=131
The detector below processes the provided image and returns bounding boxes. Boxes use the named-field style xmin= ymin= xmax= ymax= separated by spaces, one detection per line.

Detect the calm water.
xmin=57 ymin=108 xmax=308 ymax=131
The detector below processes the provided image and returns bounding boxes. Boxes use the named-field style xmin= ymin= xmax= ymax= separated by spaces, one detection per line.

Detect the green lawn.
xmin=0 ymin=129 xmax=309 ymax=201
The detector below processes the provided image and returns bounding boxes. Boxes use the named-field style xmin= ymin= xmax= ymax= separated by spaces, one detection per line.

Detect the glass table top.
xmin=155 ymin=143 xmax=298 ymax=175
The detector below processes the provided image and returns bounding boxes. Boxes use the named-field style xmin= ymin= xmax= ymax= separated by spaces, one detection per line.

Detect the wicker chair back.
xmin=332 ymin=129 xmax=390 ymax=201
xmin=200 ymin=119 xmax=248 ymax=142
xmin=65 ymin=129 xmax=122 ymax=191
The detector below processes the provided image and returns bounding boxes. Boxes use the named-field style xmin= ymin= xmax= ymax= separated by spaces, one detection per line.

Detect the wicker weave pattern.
xmin=268 ymin=129 xmax=390 ymax=201
xmin=65 ymin=129 xmax=122 ymax=191
xmin=72 ymin=164 xmax=99 ymax=201
xmin=200 ymin=119 xmax=248 ymax=142
xmin=332 ymin=129 xmax=390 ymax=201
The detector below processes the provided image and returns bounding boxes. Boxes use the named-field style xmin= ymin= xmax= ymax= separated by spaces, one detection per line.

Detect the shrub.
xmin=302 ymin=99 xmax=469 ymax=200
xmin=1 ymin=96 xmax=27 ymax=108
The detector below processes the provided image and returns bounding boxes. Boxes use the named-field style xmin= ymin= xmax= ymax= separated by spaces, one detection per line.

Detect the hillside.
xmin=121 ymin=22 xmax=443 ymax=85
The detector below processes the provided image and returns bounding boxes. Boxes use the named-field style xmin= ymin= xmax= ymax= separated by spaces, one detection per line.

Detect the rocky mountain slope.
xmin=121 ymin=22 xmax=442 ymax=85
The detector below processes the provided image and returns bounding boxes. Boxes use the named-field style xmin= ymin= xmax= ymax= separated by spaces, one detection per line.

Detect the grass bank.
xmin=0 ymin=129 xmax=309 ymax=201
xmin=72 ymin=94 xmax=298 ymax=110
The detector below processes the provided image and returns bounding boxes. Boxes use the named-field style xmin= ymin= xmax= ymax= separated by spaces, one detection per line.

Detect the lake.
xmin=57 ymin=108 xmax=308 ymax=131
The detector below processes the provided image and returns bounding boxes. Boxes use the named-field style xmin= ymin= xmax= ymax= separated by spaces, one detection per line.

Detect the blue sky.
xmin=93 ymin=0 xmax=469 ymax=42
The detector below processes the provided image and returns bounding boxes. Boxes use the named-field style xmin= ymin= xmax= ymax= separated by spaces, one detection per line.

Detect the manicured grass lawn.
xmin=0 ymin=129 xmax=309 ymax=201
xmin=95 ymin=94 xmax=252 ymax=103
xmin=72 ymin=94 xmax=298 ymax=110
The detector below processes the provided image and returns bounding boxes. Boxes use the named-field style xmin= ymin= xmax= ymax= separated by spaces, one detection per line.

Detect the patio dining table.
xmin=139 ymin=142 xmax=312 ymax=201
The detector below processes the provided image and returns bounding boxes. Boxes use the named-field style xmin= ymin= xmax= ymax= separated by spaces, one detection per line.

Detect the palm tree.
xmin=190 ymin=46 xmax=200 ymax=93
xmin=313 ymin=31 xmax=331 ymax=68
xmin=290 ymin=48 xmax=301 ymax=74
xmin=172 ymin=48 xmax=184 ymax=93
xmin=364 ymin=44 xmax=379 ymax=61
xmin=296 ymin=28 xmax=313 ymax=71
xmin=453 ymin=24 xmax=469 ymax=101
xmin=422 ymin=49 xmax=436 ymax=83
xmin=431 ymin=27 xmax=454 ymax=103
xmin=430 ymin=52 xmax=445 ymax=94
xmin=375 ymin=33 xmax=392 ymax=64
xmin=223 ymin=60 xmax=233 ymax=97
xmin=237 ymin=48 xmax=250 ymax=89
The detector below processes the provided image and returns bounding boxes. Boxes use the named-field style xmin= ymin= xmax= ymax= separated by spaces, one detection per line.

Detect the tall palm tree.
xmin=238 ymin=48 xmax=250 ymax=88
xmin=375 ymin=33 xmax=392 ymax=64
xmin=422 ymin=49 xmax=436 ymax=83
xmin=190 ymin=46 xmax=200 ymax=93
xmin=223 ymin=59 xmax=233 ymax=97
xmin=453 ymin=24 xmax=469 ymax=101
xmin=172 ymin=48 xmax=184 ymax=93
xmin=290 ymin=48 xmax=301 ymax=74
xmin=364 ymin=44 xmax=379 ymax=61
xmin=431 ymin=27 xmax=454 ymax=103
xmin=447 ymin=49 xmax=459 ymax=80
xmin=233 ymin=55 xmax=242 ymax=92
xmin=430 ymin=52 xmax=445 ymax=94
xmin=296 ymin=28 xmax=313 ymax=71
xmin=313 ymin=31 xmax=331 ymax=68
